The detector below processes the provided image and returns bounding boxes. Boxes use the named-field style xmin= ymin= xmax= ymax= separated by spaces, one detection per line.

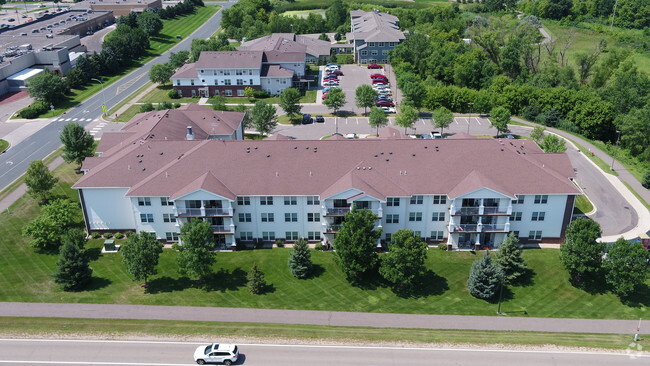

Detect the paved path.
xmin=0 ymin=302 xmax=648 ymax=335
xmin=0 ymin=156 xmax=64 ymax=213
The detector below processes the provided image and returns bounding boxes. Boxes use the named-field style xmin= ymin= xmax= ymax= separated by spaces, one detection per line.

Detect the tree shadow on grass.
xmin=485 ymin=286 xmax=514 ymax=304
xmin=305 ymin=264 xmax=325 ymax=280
xmin=146 ymin=276 xmax=193 ymax=294
xmin=569 ymin=273 xmax=608 ymax=295
xmin=510 ymin=268 xmax=536 ymax=287
xmin=85 ymin=276 xmax=111 ymax=292
xmin=85 ymin=247 xmax=102 ymax=261
xmin=203 ymin=268 xmax=248 ymax=293
xmin=393 ymin=270 xmax=449 ymax=299
xmin=620 ymin=284 xmax=650 ymax=308
xmin=350 ymin=269 xmax=389 ymax=291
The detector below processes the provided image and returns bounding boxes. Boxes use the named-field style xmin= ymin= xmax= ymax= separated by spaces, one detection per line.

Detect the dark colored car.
xmin=375 ymin=100 xmax=395 ymax=107
xmin=315 ymin=115 xmax=325 ymax=123
xmin=367 ymin=63 xmax=382 ymax=69
xmin=328 ymin=70 xmax=344 ymax=76
xmin=302 ymin=114 xmax=313 ymax=124
xmin=323 ymin=75 xmax=339 ymax=81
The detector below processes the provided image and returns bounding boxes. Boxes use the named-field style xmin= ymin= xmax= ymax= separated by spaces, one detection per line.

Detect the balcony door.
xmin=333 ymin=199 xmax=349 ymax=208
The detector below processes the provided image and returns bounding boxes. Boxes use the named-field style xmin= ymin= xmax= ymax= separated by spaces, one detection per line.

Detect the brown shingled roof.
xmin=195 ymin=51 xmax=264 ymax=69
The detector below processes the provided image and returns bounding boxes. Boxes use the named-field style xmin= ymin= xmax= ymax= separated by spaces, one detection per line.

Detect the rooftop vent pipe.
xmin=186 ymin=126 xmax=194 ymax=140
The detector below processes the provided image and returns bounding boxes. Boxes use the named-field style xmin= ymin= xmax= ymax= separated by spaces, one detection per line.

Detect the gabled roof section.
xmin=171 ymin=63 xmax=197 ymax=79
xmin=378 ymin=126 xmax=408 ymax=139
xmin=196 ymin=51 xmax=264 ymax=69
xmin=447 ymin=170 xmax=515 ymax=199
xmin=349 ymin=10 xmax=405 ymax=43
xmin=261 ymin=64 xmax=294 ymax=77
xmin=168 ymin=172 xmax=236 ymax=200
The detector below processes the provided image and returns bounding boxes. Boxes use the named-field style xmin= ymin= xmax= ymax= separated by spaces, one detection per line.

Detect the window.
xmin=431 ymin=231 xmax=444 ymax=240
xmin=236 ymin=70 xmax=243 ymax=75
xmin=138 ymin=197 xmax=151 ymax=206
xmin=190 ymin=80 xmax=194 ymax=86
xmin=514 ymin=196 xmax=525 ymax=204
xmin=307 ymin=213 xmax=320 ymax=222
xmin=371 ymin=50 xmax=378 ymax=56
xmin=368 ymin=42 xmax=375 ymax=47
xmin=387 ymin=197 xmax=400 ymax=206
xmin=510 ymin=212 xmax=522 ymax=221
xmin=410 ymin=195 xmax=423 ymax=204
xmin=307 ymin=231 xmax=320 ymax=241
xmin=163 ymin=214 xmax=176 ymax=223
xmin=224 ymin=79 xmax=231 ymax=86
xmin=200 ymin=70 xmax=204 ymax=74
xmin=201 ymin=79 xmax=205 ymax=83
xmin=261 ymin=213 xmax=274 ymax=222
xmin=360 ymin=50 xmax=368 ymax=56
xmin=529 ymin=230 xmax=542 ymax=240
xmin=284 ymin=196 xmax=297 ymax=205
xmin=532 ymin=212 xmax=546 ymax=221
xmin=249 ymin=79 xmax=253 ymax=85
xmin=160 ymin=197 xmax=173 ymax=206
xmin=389 ymin=42 xmax=396 ymax=47
xmin=237 ymin=196 xmax=250 ymax=205
xmin=432 ymin=195 xmax=447 ymax=204
xmin=238 ymin=213 xmax=251 ymax=222
xmin=262 ymin=232 xmax=275 ymax=241
xmin=432 ymin=212 xmax=445 ymax=221
xmin=534 ymin=195 xmax=548 ymax=204
xmin=213 ymin=70 xmax=217 ymax=75
xmin=237 ymin=89 xmax=245 ymax=96
xmin=382 ymin=59 xmax=388 ymax=63
xmin=214 ymin=79 xmax=218 ymax=85
xmin=382 ymin=50 xmax=389 ymax=55
xmin=249 ymin=70 xmax=253 ymax=75
xmin=140 ymin=213 xmax=154 ymax=223
xmin=261 ymin=196 xmax=273 ymax=205
xmin=165 ymin=232 xmax=179 ymax=241
xmin=511 ymin=231 xmax=520 ymax=238
xmin=224 ymin=70 xmax=231 ymax=75
xmin=236 ymin=79 xmax=243 ymax=86
xmin=240 ymin=232 xmax=253 ymax=241
xmin=285 ymin=213 xmax=298 ymax=222
xmin=409 ymin=212 xmax=423 ymax=222
xmin=307 ymin=196 xmax=320 ymax=205
xmin=385 ymin=233 xmax=392 ymax=242
xmin=386 ymin=214 xmax=399 ymax=224
xmin=176 ymin=80 xmax=180 ymax=86
xmin=378 ymin=42 xmax=385 ymax=47
xmin=286 ymin=232 xmax=299 ymax=240
xmin=225 ymin=89 xmax=232 ymax=96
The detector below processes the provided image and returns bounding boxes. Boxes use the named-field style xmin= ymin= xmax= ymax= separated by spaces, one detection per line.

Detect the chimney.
xmin=186 ymin=126 xmax=194 ymax=140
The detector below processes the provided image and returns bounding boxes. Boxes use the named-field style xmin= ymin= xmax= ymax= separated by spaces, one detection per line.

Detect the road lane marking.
xmin=72 ymin=118 xmax=78 ymax=121
xmin=65 ymin=118 xmax=71 ymax=121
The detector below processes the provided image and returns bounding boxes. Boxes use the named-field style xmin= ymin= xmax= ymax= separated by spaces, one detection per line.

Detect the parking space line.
xmin=474 ymin=117 xmax=481 ymax=125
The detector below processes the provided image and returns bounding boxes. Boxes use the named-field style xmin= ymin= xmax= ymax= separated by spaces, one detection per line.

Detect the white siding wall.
xmin=197 ymin=68 xmax=260 ymax=86
xmin=132 ymin=196 xmax=178 ymax=239
xmin=81 ymin=188 xmax=135 ymax=230
xmin=260 ymin=76 xmax=292 ymax=95
xmin=509 ymin=194 xmax=568 ymax=239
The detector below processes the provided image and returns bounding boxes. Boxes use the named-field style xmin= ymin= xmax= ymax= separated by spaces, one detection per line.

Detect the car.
xmin=375 ymin=87 xmax=390 ymax=93
xmin=193 ymin=343 xmax=239 ymax=365
xmin=375 ymin=100 xmax=394 ymax=107
xmin=315 ymin=115 xmax=325 ymax=123
xmin=321 ymin=92 xmax=328 ymax=100
xmin=372 ymin=79 xmax=388 ymax=85
xmin=431 ymin=132 xmax=443 ymax=139
xmin=302 ymin=114 xmax=313 ymax=124
xmin=323 ymin=75 xmax=339 ymax=81
xmin=325 ymin=65 xmax=339 ymax=72
xmin=323 ymin=80 xmax=339 ymax=86
xmin=326 ymin=62 xmax=339 ymax=67
xmin=7 ymin=18 xmax=15 ymax=22
xmin=370 ymin=73 xmax=386 ymax=79
xmin=345 ymin=133 xmax=356 ymax=139
xmin=372 ymin=84 xmax=388 ymax=89
xmin=39 ymin=4 xmax=47 ymax=7
xmin=376 ymin=96 xmax=392 ymax=101
xmin=327 ymin=70 xmax=344 ymax=76
xmin=21 ymin=15 xmax=27 ymax=18
xmin=506 ymin=134 xmax=515 ymax=139
xmin=377 ymin=90 xmax=392 ymax=96
xmin=381 ymin=107 xmax=396 ymax=114
xmin=371 ymin=76 xmax=388 ymax=82
xmin=367 ymin=63 xmax=382 ymax=69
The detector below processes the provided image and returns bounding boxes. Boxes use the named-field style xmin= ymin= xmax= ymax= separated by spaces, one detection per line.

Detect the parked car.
xmin=345 ymin=133 xmax=356 ymax=139
xmin=370 ymin=73 xmax=386 ymax=79
xmin=375 ymin=100 xmax=395 ymax=107
xmin=326 ymin=62 xmax=339 ymax=68
xmin=377 ymin=90 xmax=392 ymax=96
xmin=315 ymin=115 xmax=325 ymax=123
xmin=381 ymin=107 xmax=396 ymax=114
xmin=327 ymin=70 xmax=344 ymax=76
xmin=8 ymin=18 xmax=15 ymax=22
xmin=372 ymin=83 xmax=389 ymax=89
xmin=323 ymin=75 xmax=339 ymax=81
xmin=302 ymin=114 xmax=313 ymax=124
xmin=375 ymin=87 xmax=390 ymax=93
xmin=193 ymin=343 xmax=239 ymax=365
xmin=321 ymin=92 xmax=329 ymax=100
xmin=371 ymin=78 xmax=388 ymax=84
xmin=367 ymin=63 xmax=382 ymax=69
xmin=431 ymin=132 xmax=443 ymax=139
xmin=323 ymin=80 xmax=339 ymax=86
xmin=325 ymin=65 xmax=339 ymax=72
xmin=376 ymin=95 xmax=392 ymax=101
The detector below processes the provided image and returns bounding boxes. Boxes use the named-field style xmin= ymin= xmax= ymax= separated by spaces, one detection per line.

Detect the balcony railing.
xmin=326 ymin=207 xmax=350 ymax=216
xmin=454 ymin=207 xmax=480 ymax=215
xmin=451 ymin=224 xmax=479 ymax=232
xmin=482 ymin=207 xmax=508 ymax=215
xmin=482 ymin=224 xmax=508 ymax=232
xmin=205 ymin=208 xmax=232 ymax=216
xmin=211 ymin=225 xmax=233 ymax=233
xmin=326 ymin=225 xmax=342 ymax=233
xmin=176 ymin=208 xmax=202 ymax=216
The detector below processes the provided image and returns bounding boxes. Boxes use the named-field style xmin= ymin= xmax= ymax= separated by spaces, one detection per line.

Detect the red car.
xmin=372 ymin=78 xmax=388 ymax=84
xmin=322 ymin=92 xmax=329 ymax=100
xmin=375 ymin=100 xmax=394 ymax=107
xmin=367 ymin=63 xmax=382 ymax=69
xmin=328 ymin=70 xmax=344 ymax=76
xmin=370 ymin=73 xmax=386 ymax=79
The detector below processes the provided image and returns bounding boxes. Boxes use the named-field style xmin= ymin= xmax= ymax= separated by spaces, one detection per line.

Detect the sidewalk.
xmin=0 ymin=302 xmax=647 ymax=335
xmin=0 ymin=157 xmax=64 ymax=213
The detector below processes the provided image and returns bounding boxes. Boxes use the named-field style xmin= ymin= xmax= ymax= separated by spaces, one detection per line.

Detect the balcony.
xmin=204 ymin=208 xmax=233 ymax=216
xmin=453 ymin=207 xmax=480 ymax=215
xmin=482 ymin=206 xmax=510 ymax=215
xmin=176 ymin=208 xmax=202 ymax=217
xmin=482 ymin=223 xmax=508 ymax=232
xmin=211 ymin=225 xmax=234 ymax=234
xmin=326 ymin=225 xmax=342 ymax=233
xmin=325 ymin=207 xmax=350 ymax=216
xmin=450 ymin=224 xmax=479 ymax=232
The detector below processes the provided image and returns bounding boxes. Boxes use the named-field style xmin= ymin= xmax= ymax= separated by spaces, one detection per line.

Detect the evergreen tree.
xmin=53 ymin=228 xmax=92 ymax=291
xmin=333 ymin=206 xmax=382 ymax=282
xmin=60 ymin=123 xmax=95 ymax=168
xmin=247 ymin=263 xmax=267 ymax=294
xmin=25 ymin=160 xmax=58 ymax=203
xmin=379 ymin=229 xmax=428 ymax=291
xmin=494 ymin=233 xmax=527 ymax=284
xmin=467 ymin=252 xmax=504 ymax=300
xmin=604 ymin=238 xmax=650 ymax=297
xmin=121 ymin=232 xmax=164 ymax=285
xmin=288 ymin=238 xmax=313 ymax=279
xmin=177 ymin=219 xmax=216 ymax=281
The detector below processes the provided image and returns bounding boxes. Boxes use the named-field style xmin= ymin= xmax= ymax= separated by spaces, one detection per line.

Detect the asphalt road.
xmin=0 ymin=1 xmax=236 ymax=190
xmin=0 ymin=339 xmax=646 ymax=366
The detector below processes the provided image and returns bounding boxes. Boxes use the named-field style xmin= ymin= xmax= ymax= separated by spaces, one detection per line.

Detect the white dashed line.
xmin=65 ymin=118 xmax=71 ymax=121
xmin=97 ymin=122 xmax=106 ymax=126
xmin=72 ymin=118 xmax=78 ymax=121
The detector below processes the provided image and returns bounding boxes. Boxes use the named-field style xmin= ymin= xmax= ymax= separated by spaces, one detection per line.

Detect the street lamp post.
xmin=610 ymin=130 xmax=622 ymax=171
xmin=496 ymin=279 xmax=505 ymax=315
xmin=91 ymin=78 xmax=107 ymax=116
xmin=468 ymin=102 xmax=474 ymax=134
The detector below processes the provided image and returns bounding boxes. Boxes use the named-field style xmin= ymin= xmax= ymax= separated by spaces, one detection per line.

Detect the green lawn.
xmin=282 ymin=9 xmax=327 ymax=18
xmin=1 ymin=317 xmax=646 ymax=350
xmin=0 ymin=139 xmax=8 ymax=153
xmin=207 ymin=90 xmax=317 ymax=105
xmin=114 ymin=105 xmax=143 ymax=123
xmin=23 ymin=5 xmax=219 ymax=119
xmin=574 ymin=195 xmax=594 ymax=214
xmin=138 ymin=84 xmax=202 ymax=104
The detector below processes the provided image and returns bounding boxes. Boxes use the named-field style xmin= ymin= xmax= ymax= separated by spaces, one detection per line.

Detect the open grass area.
xmin=138 ymin=84 xmax=203 ymax=104
xmin=208 ymin=90 xmax=317 ymax=105
xmin=282 ymin=9 xmax=327 ymax=18
xmin=0 ymin=148 xmax=63 ymax=203
xmin=24 ymin=5 xmax=219 ymax=119
xmin=114 ymin=105 xmax=143 ymax=123
xmin=0 ymin=317 xmax=646 ymax=351
xmin=574 ymin=195 xmax=594 ymax=214
xmin=2 ymin=160 xmax=650 ymax=319
xmin=0 ymin=139 xmax=8 ymax=152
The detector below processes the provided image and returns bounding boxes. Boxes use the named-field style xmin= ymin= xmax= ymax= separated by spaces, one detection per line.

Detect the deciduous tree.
xmin=333 ymin=206 xmax=382 ymax=283
xmin=177 ymin=219 xmax=216 ymax=281
xmin=149 ymin=63 xmax=174 ymax=85
xmin=489 ymin=106 xmax=511 ymax=136
xmin=137 ymin=11 xmax=163 ymax=37
xmin=604 ymin=238 xmax=650 ymax=297
xmin=25 ymin=160 xmax=58 ymax=203
xmin=53 ymin=228 xmax=93 ymax=291
xmin=60 ymin=123 xmax=95 ymax=168
xmin=288 ymin=238 xmax=313 ymax=279
xmin=467 ymin=252 xmax=504 ymax=300
xmin=395 ymin=105 xmax=418 ymax=134
xmin=355 ymin=85 xmax=377 ymax=115
xmin=168 ymin=51 xmax=190 ymax=69
xmin=27 ymin=71 xmax=69 ymax=105
xmin=539 ymin=134 xmax=567 ymax=152
xmin=494 ymin=233 xmax=527 ymax=284
xmin=368 ymin=106 xmax=388 ymax=136
xmin=279 ymin=88 xmax=302 ymax=121
xmin=250 ymin=101 xmax=277 ymax=135
xmin=323 ymin=88 xmax=346 ymax=115
xmin=560 ymin=218 xmax=605 ymax=286
xmin=432 ymin=107 xmax=454 ymax=135
xmin=121 ymin=232 xmax=164 ymax=286
xmin=22 ymin=199 xmax=79 ymax=251
xmin=379 ymin=230 xmax=428 ymax=291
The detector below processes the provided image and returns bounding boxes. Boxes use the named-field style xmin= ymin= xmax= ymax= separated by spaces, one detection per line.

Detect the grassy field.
xmin=24 ymin=5 xmax=219 ymax=119
xmin=1 ymin=317 xmax=646 ymax=350
xmin=138 ymin=85 xmax=203 ymax=104
xmin=282 ymin=9 xmax=327 ymax=18
xmin=0 ymin=139 xmax=8 ymax=152
xmin=114 ymin=105 xmax=143 ymax=123
xmin=1 ymin=161 xmax=649 ymax=319
xmin=574 ymin=195 xmax=594 ymax=214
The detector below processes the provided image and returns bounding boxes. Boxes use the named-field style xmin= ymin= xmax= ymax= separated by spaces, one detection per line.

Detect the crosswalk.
xmin=53 ymin=118 xmax=95 ymax=122
xmin=89 ymin=122 xmax=107 ymax=136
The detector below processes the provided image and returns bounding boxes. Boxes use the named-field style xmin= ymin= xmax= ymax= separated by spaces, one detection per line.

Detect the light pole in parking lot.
xmin=468 ymin=102 xmax=474 ymax=134
xmin=610 ymin=130 xmax=621 ymax=171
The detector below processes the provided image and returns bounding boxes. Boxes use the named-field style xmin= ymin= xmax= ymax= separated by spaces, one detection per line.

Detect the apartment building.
xmin=347 ymin=9 xmax=405 ymax=64
xmin=75 ymin=115 xmax=580 ymax=249
xmin=238 ymin=33 xmax=352 ymax=63
xmin=171 ymin=50 xmax=306 ymax=97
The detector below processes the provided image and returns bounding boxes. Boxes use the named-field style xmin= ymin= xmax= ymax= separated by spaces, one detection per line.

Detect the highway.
xmin=0 ymin=339 xmax=647 ymax=365
xmin=0 ymin=1 xmax=236 ymax=190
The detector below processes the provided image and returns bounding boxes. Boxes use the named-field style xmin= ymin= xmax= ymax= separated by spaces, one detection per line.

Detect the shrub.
xmin=643 ymin=171 xmax=650 ymax=189
xmin=438 ymin=242 xmax=447 ymax=250
xmin=173 ymin=102 xmax=181 ymax=109
xmin=139 ymin=103 xmax=154 ymax=113
xmin=168 ymin=89 xmax=180 ymax=99
xmin=91 ymin=232 xmax=102 ymax=239
xmin=114 ymin=232 xmax=125 ymax=239
xmin=236 ymin=240 xmax=247 ymax=251
xmin=252 ymin=89 xmax=270 ymax=98
xmin=125 ymin=231 xmax=135 ymax=238
xmin=103 ymin=232 xmax=113 ymax=239
xmin=19 ymin=101 xmax=50 ymax=119
xmin=157 ymin=101 xmax=173 ymax=110
xmin=255 ymin=239 xmax=265 ymax=249
xmin=275 ymin=239 xmax=284 ymax=248
xmin=314 ymin=241 xmax=323 ymax=251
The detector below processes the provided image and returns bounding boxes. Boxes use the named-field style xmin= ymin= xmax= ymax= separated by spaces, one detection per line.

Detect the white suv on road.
xmin=194 ymin=343 xmax=239 ymax=365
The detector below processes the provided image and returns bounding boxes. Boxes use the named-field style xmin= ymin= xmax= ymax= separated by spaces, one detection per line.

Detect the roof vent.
xmin=412 ymin=154 xmax=416 ymax=157
xmin=276 ymin=172 xmax=279 ymax=176
xmin=267 ymin=154 xmax=271 ymax=158
xmin=186 ymin=126 xmax=194 ymax=140
xmin=369 ymin=167 xmax=372 ymax=170
xmin=294 ymin=146 xmax=298 ymax=149
xmin=356 ymin=167 xmax=360 ymax=170
xmin=142 ymin=168 xmax=146 ymax=171
xmin=160 ymin=152 xmax=163 ymax=155
xmin=128 ymin=165 xmax=131 ymax=170
xmin=165 ymin=172 xmax=169 ymax=178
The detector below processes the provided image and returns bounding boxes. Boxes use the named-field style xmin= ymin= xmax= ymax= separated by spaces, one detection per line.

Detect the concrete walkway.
xmin=0 ymin=156 xmax=64 ymax=213
xmin=0 ymin=302 xmax=647 ymax=335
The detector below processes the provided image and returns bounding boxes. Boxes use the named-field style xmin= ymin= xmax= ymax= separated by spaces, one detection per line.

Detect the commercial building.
xmin=1 ymin=8 xmax=114 ymax=38
xmin=347 ymin=9 xmax=405 ymax=64
xmin=74 ymin=105 xmax=580 ymax=249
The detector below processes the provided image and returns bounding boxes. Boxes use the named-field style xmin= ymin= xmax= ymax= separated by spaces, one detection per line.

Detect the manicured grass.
xmin=282 ymin=9 xmax=326 ymax=18
xmin=0 ymin=317 xmax=646 ymax=351
xmin=0 ymin=139 xmax=8 ymax=153
xmin=208 ymin=90 xmax=317 ymax=105
xmin=623 ymin=181 xmax=650 ymax=212
xmin=114 ymin=105 xmax=143 ymax=123
xmin=0 ymin=148 xmax=63 ymax=203
xmin=107 ymin=81 xmax=153 ymax=116
xmin=574 ymin=194 xmax=594 ymax=214
xmin=138 ymin=84 xmax=203 ymax=104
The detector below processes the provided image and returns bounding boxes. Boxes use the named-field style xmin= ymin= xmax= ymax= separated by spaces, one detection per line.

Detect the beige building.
xmin=74 ymin=0 xmax=162 ymax=17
